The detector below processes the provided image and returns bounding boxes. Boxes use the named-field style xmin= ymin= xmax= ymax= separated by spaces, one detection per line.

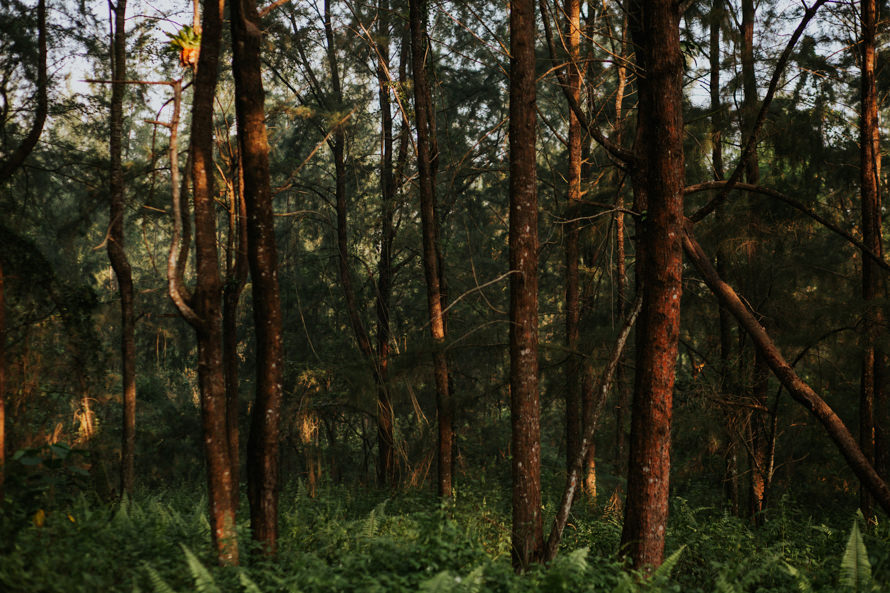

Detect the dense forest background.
xmin=3 ymin=0 xmax=890 ymax=589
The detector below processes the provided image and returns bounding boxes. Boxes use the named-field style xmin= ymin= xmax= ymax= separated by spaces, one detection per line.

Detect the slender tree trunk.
xmin=409 ymin=0 xmax=453 ymax=498
xmin=509 ymin=0 xmax=543 ymax=570
xmin=169 ymin=0 xmax=238 ymax=565
xmin=0 ymin=261 xmax=5 ymax=502
xmin=375 ymin=0 xmax=397 ymax=488
xmin=231 ymin=0 xmax=285 ymax=556
xmin=0 ymin=0 xmax=47 ymax=184
xmin=223 ymin=156 xmax=247 ymax=513
xmin=683 ymin=225 xmax=890 ymax=515
xmin=710 ymin=0 xmax=740 ymax=515
xmin=859 ymin=0 xmax=883 ymax=518
xmin=563 ymin=0 xmax=583 ymax=477
xmin=620 ymin=0 xmax=684 ymax=570
xmin=107 ymin=0 xmax=137 ymax=499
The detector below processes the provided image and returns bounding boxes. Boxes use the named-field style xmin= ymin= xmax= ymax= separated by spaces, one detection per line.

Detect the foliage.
xmin=1 ymin=486 xmax=888 ymax=592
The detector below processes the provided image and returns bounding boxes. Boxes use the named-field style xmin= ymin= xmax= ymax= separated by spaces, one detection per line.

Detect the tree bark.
xmin=0 ymin=0 xmax=47 ymax=185
xmin=509 ymin=0 xmax=543 ymax=571
xmin=409 ymin=0 xmax=453 ymax=498
xmin=682 ymin=224 xmax=890 ymax=515
xmin=107 ymin=0 xmax=137 ymax=499
xmin=223 ymin=154 xmax=247 ymax=513
xmin=374 ymin=0 xmax=397 ymax=488
xmin=0 ymin=261 xmax=5 ymax=502
xmin=563 ymin=0 xmax=583 ymax=477
xmin=620 ymin=0 xmax=685 ymax=570
xmin=175 ymin=0 xmax=238 ymax=565
xmin=859 ymin=0 xmax=883 ymax=517
xmin=231 ymin=0 xmax=285 ymax=557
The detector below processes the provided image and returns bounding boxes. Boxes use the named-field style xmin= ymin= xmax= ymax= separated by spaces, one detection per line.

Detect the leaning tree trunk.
xmin=859 ymin=0 xmax=883 ymax=517
xmin=168 ymin=0 xmax=238 ymax=565
xmin=409 ymin=0 xmax=453 ymax=498
xmin=508 ymin=0 xmax=544 ymax=571
xmin=620 ymin=0 xmax=685 ymax=571
xmin=231 ymin=0 xmax=285 ymax=557
xmin=108 ymin=0 xmax=137 ymax=499
xmin=682 ymin=225 xmax=890 ymax=515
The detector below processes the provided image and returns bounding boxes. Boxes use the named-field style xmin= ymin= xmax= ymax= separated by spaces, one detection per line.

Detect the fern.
xmin=143 ymin=563 xmax=177 ymax=593
xmin=840 ymin=520 xmax=872 ymax=592
xmin=649 ymin=544 xmax=685 ymax=587
xmin=181 ymin=545 xmax=221 ymax=593
xmin=238 ymin=570 xmax=263 ymax=593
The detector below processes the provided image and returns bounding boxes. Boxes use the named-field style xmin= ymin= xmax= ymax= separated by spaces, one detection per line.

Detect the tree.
xmin=858 ymin=0 xmax=883 ymax=518
xmin=619 ymin=0 xmax=685 ymax=570
xmin=167 ymin=0 xmax=238 ymax=565
xmin=107 ymin=0 xmax=137 ymax=498
xmin=231 ymin=0 xmax=286 ymax=556
xmin=509 ymin=0 xmax=543 ymax=571
xmin=409 ymin=0 xmax=453 ymax=498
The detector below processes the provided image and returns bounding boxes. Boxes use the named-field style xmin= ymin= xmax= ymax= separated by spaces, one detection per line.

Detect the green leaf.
xmin=238 ymin=571 xmax=263 ymax=593
xmin=650 ymin=544 xmax=685 ymax=586
xmin=840 ymin=520 xmax=871 ymax=592
xmin=181 ymin=545 xmax=221 ymax=593
xmin=143 ymin=564 xmax=177 ymax=593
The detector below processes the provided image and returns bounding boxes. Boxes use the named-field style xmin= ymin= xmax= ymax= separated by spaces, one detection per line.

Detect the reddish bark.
xmin=563 ymin=0 xmax=583 ymax=476
xmin=620 ymin=0 xmax=685 ymax=570
xmin=509 ymin=0 xmax=543 ymax=571
xmin=223 ymin=156 xmax=247 ymax=512
xmin=231 ymin=0 xmax=285 ymax=556
xmin=859 ymin=0 xmax=884 ymax=513
xmin=409 ymin=0 xmax=453 ymax=498
xmin=107 ymin=0 xmax=137 ymax=498
xmin=174 ymin=0 xmax=238 ymax=564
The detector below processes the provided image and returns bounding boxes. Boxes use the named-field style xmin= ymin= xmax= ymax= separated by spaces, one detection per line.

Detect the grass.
xmin=1 ymin=482 xmax=888 ymax=592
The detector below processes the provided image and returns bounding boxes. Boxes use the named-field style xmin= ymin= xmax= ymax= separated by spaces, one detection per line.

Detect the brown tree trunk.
xmin=409 ymin=0 xmax=453 ymax=498
xmin=0 ymin=0 xmax=46 ymax=184
xmin=682 ymin=225 xmax=890 ymax=515
xmin=107 ymin=0 xmax=137 ymax=499
xmin=859 ymin=0 xmax=883 ymax=518
xmin=563 ymin=0 xmax=583 ymax=477
xmin=170 ymin=0 xmax=238 ymax=565
xmin=374 ymin=0 xmax=397 ymax=488
xmin=0 ymin=261 xmax=5 ymax=502
xmin=620 ymin=0 xmax=684 ymax=570
xmin=223 ymin=155 xmax=247 ymax=513
xmin=231 ymin=0 xmax=285 ymax=557
xmin=509 ymin=0 xmax=543 ymax=571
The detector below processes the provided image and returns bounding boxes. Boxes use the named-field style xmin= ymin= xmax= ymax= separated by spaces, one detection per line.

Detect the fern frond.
xmin=650 ymin=544 xmax=685 ymax=586
xmin=840 ymin=520 xmax=871 ymax=592
xmin=181 ymin=545 xmax=222 ymax=593
xmin=143 ymin=564 xmax=178 ymax=593
xmin=238 ymin=570 xmax=263 ymax=593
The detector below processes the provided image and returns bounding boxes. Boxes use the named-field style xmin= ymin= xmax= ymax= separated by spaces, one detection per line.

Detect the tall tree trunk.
xmin=509 ymin=0 xmax=543 ymax=571
xmin=231 ymin=0 xmax=285 ymax=556
xmin=710 ymin=0 xmax=739 ymax=515
xmin=409 ymin=0 xmax=453 ymax=498
xmin=375 ymin=0 xmax=397 ymax=488
xmin=859 ymin=0 xmax=883 ymax=518
xmin=170 ymin=0 xmax=238 ymax=565
xmin=620 ymin=0 xmax=684 ymax=570
xmin=0 ymin=0 xmax=47 ymax=185
xmin=563 ymin=0 xmax=583 ymax=477
xmin=223 ymin=155 xmax=247 ymax=513
xmin=0 ymin=261 xmax=5 ymax=502
xmin=107 ymin=0 xmax=137 ymax=499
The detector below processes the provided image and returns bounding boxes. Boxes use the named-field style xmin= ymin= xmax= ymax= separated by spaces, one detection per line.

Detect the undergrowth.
xmin=0 ymin=483 xmax=887 ymax=592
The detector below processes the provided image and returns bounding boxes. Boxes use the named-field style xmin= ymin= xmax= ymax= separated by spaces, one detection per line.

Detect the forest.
xmin=2 ymin=0 xmax=890 ymax=590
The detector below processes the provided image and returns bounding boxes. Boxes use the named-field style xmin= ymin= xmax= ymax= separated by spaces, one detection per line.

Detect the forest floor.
xmin=0 ymin=479 xmax=887 ymax=592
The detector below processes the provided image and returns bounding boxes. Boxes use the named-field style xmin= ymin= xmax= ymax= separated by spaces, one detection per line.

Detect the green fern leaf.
xmin=650 ymin=544 xmax=685 ymax=586
xmin=143 ymin=564 xmax=178 ymax=593
xmin=181 ymin=545 xmax=222 ymax=593
xmin=238 ymin=570 xmax=263 ymax=593
xmin=840 ymin=520 xmax=871 ymax=592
